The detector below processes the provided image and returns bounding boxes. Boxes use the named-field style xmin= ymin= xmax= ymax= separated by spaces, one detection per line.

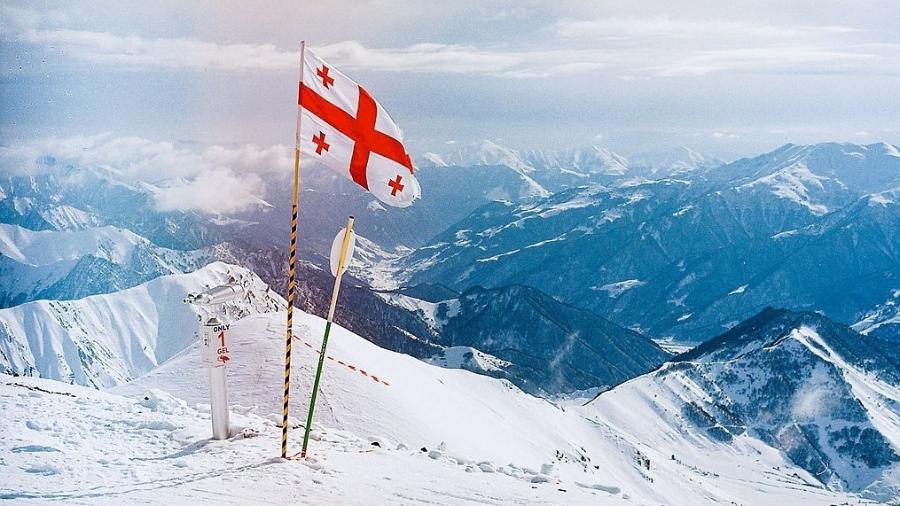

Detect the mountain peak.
xmin=673 ymin=307 xmax=807 ymax=362
xmin=628 ymin=146 xmax=721 ymax=175
xmin=674 ymin=308 xmax=900 ymax=381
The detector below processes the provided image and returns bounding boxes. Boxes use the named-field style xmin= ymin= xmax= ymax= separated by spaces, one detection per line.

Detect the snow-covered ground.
xmin=0 ymin=376 xmax=607 ymax=504
xmin=2 ymin=306 xmax=877 ymax=504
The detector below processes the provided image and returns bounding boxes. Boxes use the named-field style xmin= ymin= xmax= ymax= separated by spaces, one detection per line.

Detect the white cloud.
xmin=2 ymin=7 xmax=602 ymax=78
xmin=153 ymin=168 xmax=266 ymax=214
xmin=11 ymin=23 xmax=611 ymax=78
xmin=652 ymin=46 xmax=878 ymax=77
xmin=551 ymin=16 xmax=900 ymax=78
xmin=0 ymin=134 xmax=292 ymax=214
xmin=316 ymin=41 xmax=525 ymax=74
xmin=6 ymin=7 xmax=899 ymax=80
xmin=21 ymin=29 xmax=296 ymax=71
xmin=1 ymin=7 xmax=604 ymax=78
xmin=552 ymin=17 xmax=858 ymax=40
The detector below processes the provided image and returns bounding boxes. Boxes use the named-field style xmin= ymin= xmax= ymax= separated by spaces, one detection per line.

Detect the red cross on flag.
xmin=298 ymin=48 xmax=420 ymax=207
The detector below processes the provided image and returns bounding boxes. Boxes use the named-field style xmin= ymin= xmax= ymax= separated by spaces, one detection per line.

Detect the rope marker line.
xmin=296 ymin=338 xmax=391 ymax=386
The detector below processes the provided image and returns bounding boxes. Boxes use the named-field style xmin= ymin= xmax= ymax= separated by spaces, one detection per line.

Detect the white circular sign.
xmin=330 ymin=226 xmax=357 ymax=277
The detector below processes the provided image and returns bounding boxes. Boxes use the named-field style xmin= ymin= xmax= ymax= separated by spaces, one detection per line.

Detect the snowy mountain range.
xmin=0 ymin=166 xmax=253 ymax=251
xmin=0 ymin=256 xmax=666 ymax=396
xmin=3 ymin=139 xmax=900 ymax=503
xmin=1 ymin=158 xmax=673 ymax=394
xmin=420 ymin=140 xmax=722 ymax=193
xmin=401 ymin=142 xmax=900 ymax=342
xmin=0 ymin=223 xmax=232 ymax=307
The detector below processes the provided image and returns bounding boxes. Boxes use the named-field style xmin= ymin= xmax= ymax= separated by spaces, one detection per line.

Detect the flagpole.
xmin=282 ymin=39 xmax=306 ymax=460
xmin=301 ymin=215 xmax=355 ymax=458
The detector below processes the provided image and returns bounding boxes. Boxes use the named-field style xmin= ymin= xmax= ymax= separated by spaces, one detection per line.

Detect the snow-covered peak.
xmin=676 ymin=308 xmax=897 ymax=373
xmin=629 ymin=146 xmax=723 ymax=175
xmin=711 ymin=141 xmax=900 ymax=215
xmin=0 ymin=223 xmax=146 ymax=267
xmin=421 ymin=152 xmax=447 ymax=167
xmin=424 ymin=140 xmax=532 ymax=173
xmin=520 ymin=145 xmax=630 ymax=177
xmin=472 ymin=140 xmax=534 ymax=173
xmin=590 ymin=308 xmax=900 ymax=496
xmin=717 ymin=142 xmax=900 ymax=191
xmin=0 ymin=262 xmax=285 ymax=387
xmin=418 ymin=141 xmax=634 ymax=191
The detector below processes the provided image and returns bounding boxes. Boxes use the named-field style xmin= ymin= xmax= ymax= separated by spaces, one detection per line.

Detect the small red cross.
xmin=388 ymin=175 xmax=404 ymax=196
xmin=317 ymin=66 xmax=334 ymax=88
xmin=312 ymin=131 xmax=330 ymax=155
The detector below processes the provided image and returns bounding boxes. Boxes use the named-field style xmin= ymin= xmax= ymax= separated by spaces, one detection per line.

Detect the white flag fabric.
xmin=298 ymin=48 xmax=421 ymax=207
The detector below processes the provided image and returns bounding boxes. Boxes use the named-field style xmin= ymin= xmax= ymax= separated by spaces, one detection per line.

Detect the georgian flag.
xmin=298 ymin=48 xmax=420 ymax=207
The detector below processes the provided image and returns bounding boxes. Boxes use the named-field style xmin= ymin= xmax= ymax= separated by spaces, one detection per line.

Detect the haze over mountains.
xmin=420 ymin=140 xmax=723 ymax=193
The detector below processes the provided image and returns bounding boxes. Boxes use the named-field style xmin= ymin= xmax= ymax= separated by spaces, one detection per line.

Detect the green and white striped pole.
xmin=301 ymin=216 xmax=356 ymax=458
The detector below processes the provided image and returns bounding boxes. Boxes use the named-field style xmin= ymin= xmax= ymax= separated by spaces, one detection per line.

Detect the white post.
xmin=202 ymin=316 xmax=232 ymax=440
xmin=209 ymin=366 xmax=230 ymax=440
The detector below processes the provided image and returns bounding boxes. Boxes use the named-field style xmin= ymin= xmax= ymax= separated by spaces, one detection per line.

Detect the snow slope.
xmin=0 ymin=375 xmax=610 ymax=505
xmin=0 ymin=262 xmax=284 ymax=387
xmin=0 ymin=278 xmax=884 ymax=504
xmin=112 ymin=307 xmax=868 ymax=504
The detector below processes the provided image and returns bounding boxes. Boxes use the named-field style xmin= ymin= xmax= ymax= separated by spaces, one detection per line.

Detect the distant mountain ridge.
xmin=401 ymin=142 xmax=900 ymax=342
xmin=0 ymin=223 xmax=233 ymax=307
xmin=420 ymin=140 xmax=723 ymax=192
xmin=374 ymin=283 xmax=670 ymax=395
xmin=704 ymin=141 xmax=900 ymax=215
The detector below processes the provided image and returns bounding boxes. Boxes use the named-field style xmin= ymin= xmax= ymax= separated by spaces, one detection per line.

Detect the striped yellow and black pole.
xmin=282 ymin=40 xmax=306 ymax=460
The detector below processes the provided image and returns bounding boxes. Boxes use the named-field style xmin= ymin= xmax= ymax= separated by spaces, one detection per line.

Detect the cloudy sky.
xmin=2 ymin=0 xmax=900 ymax=183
